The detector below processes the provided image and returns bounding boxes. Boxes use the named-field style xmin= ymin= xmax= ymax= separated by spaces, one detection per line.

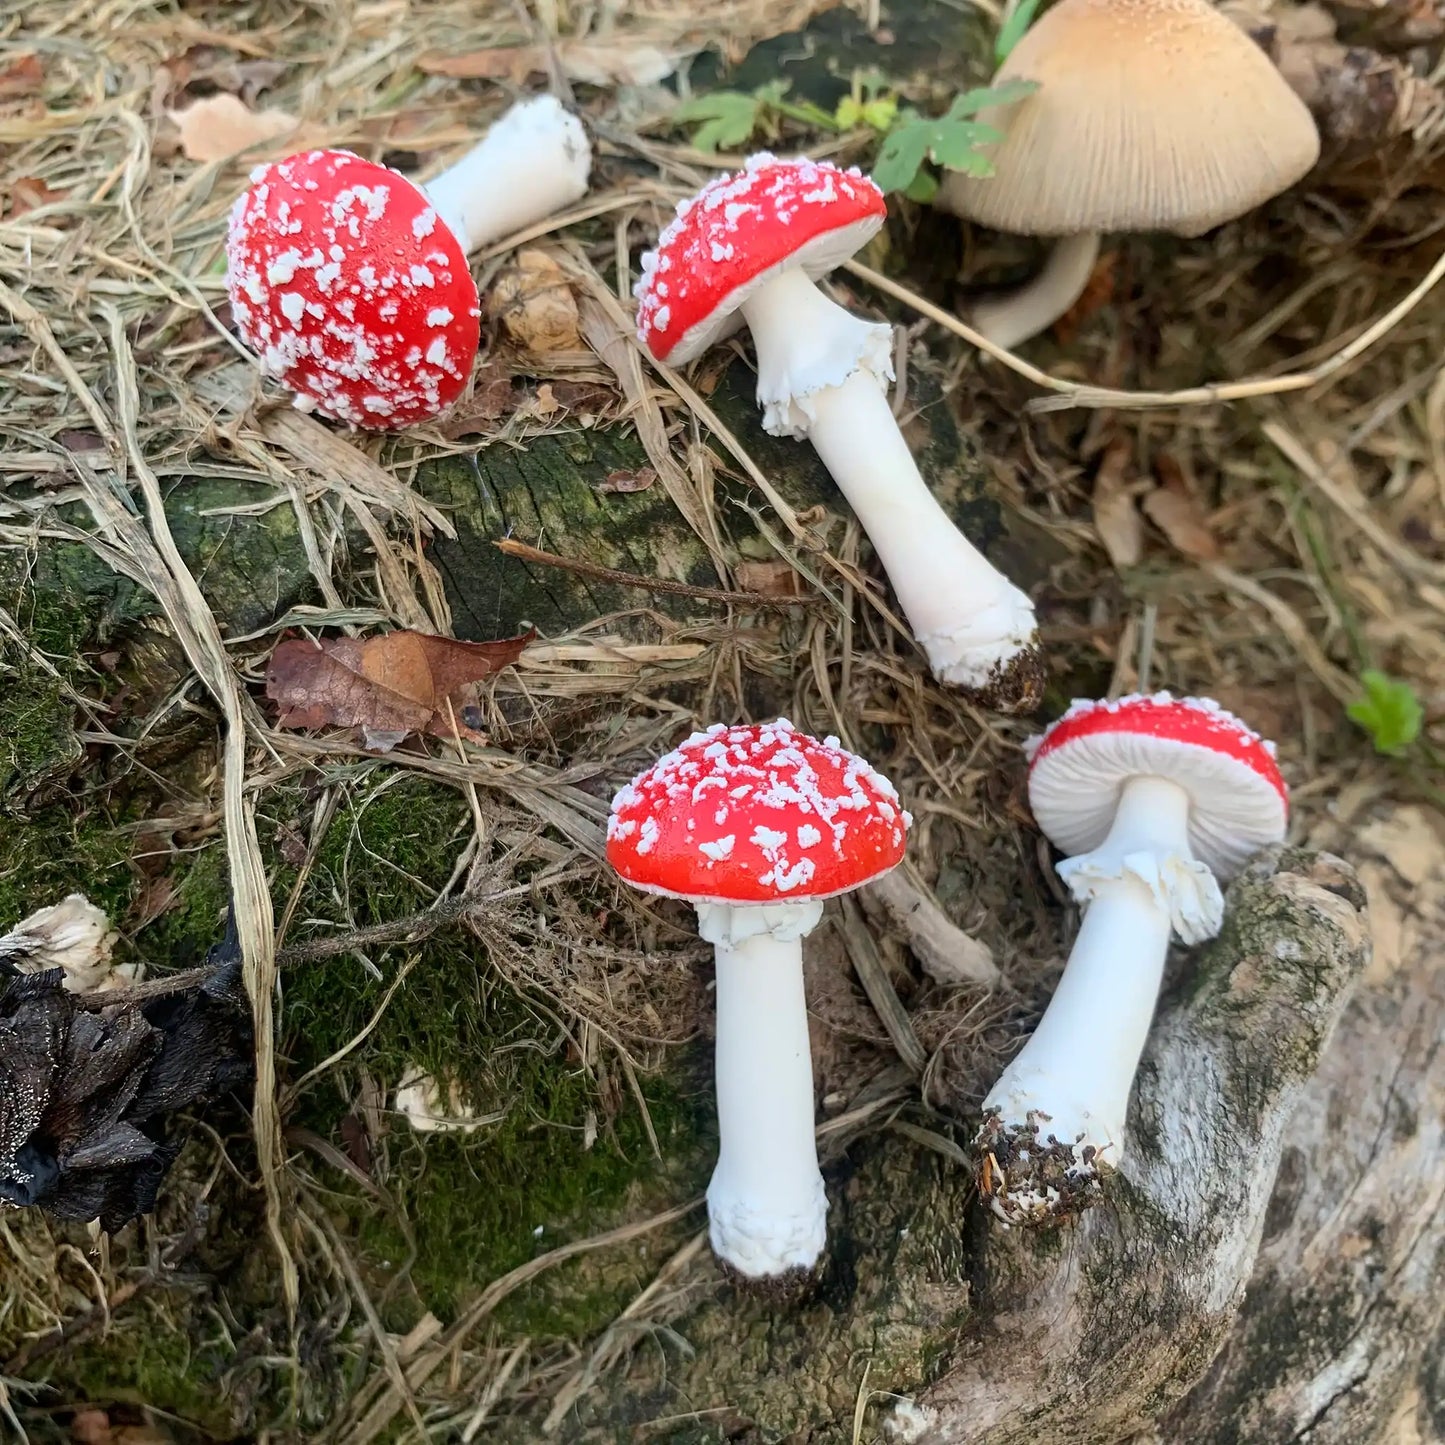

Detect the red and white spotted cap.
xmin=1026 ymin=692 xmax=1288 ymax=877
xmin=607 ymin=719 xmax=909 ymax=905
xmin=634 ymin=153 xmax=886 ymax=368
xmin=225 ymin=150 xmax=481 ymax=429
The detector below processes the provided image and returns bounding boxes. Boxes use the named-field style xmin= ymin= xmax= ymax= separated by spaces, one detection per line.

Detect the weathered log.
xmin=503 ymin=846 xmax=1378 ymax=1441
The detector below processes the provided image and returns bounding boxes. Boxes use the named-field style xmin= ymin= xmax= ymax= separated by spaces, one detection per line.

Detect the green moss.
xmin=1 ymin=539 xmax=156 ymax=655
xmin=52 ymin=1295 xmax=238 ymax=1435
xmin=0 ymin=672 xmax=84 ymax=800
xmin=159 ymin=474 xmax=313 ymax=636
xmin=270 ymin=775 xmax=712 ymax=1334
xmin=348 ymin=1060 xmax=708 ymax=1331
xmin=142 ymin=839 xmax=234 ymax=968
xmin=0 ymin=802 xmax=135 ymax=933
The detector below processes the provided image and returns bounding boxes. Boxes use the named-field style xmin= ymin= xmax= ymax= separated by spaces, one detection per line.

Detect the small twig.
xmin=494 ymin=537 xmax=810 ymax=608
xmin=846 ymin=244 xmax=1445 ymax=413
xmin=274 ymin=866 xmax=592 ymax=965
xmin=837 ymin=895 xmax=928 ymax=1075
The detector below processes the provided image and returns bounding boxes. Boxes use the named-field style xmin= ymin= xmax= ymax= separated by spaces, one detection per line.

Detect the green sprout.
xmin=996 ymin=0 xmax=1044 ymax=62
xmin=669 ymin=74 xmax=1036 ymax=204
xmin=1346 ymin=670 xmax=1423 ymax=756
xmin=834 ymin=70 xmax=900 ymax=134
xmin=671 ymin=80 xmax=837 ymax=153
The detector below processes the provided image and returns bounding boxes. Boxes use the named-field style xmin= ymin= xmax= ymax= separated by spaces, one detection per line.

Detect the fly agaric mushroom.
xmin=225 ymin=95 xmax=591 ymax=428
xmin=634 ymin=154 xmax=1044 ymax=713
xmin=937 ymin=0 xmax=1320 ymax=350
xmin=607 ymin=719 xmax=909 ymax=1281
xmin=978 ymin=692 xmax=1288 ymax=1224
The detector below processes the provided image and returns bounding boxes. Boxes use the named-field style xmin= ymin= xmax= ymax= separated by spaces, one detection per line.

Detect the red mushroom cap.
xmin=634 ymin=153 xmax=887 ymax=368
xmin=225 ymin=150 xmax=481 ymax=429
xmin=607 ymin=719 xmax=909 ymax=905
xmin=1026 ymin=692 xmax=1288 ymax=877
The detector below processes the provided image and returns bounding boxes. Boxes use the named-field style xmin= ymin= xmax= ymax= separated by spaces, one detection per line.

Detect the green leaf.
xmin=903 ymin=168 xmax=939 ymax=203
xmin=1346 ymin=670 xmax=1423 ymax=755
xmin=996 ymin=0 xmax=1044 ymax=61
xmin=671 ymin=90 xmax=767 ymax=152
xmin=945 ymin=79 xmax=1040 ymax=117
xmin=871 ymin=112 xmax=935 ymax=195
xmin=870 ymin=80 xmax=1038 ymax=194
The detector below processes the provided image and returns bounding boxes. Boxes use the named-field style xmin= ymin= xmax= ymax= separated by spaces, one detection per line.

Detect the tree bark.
xmin=524 ymin=845 xmax=1400 ymax=1443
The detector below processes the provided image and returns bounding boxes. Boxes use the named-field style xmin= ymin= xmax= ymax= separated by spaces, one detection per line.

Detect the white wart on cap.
xmin=1027 ymin=692 xmax=1289 ymax=878
xmin=226 ymin=150 xmax=481 ymax=428
xmin=634 ymin=154 xmax=887 ymax=370
xmin=607 ymin=718 xmax=909 ymax=904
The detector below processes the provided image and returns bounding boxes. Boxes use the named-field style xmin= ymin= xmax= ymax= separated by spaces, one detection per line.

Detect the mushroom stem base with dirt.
xmin=738 ymin=269 xmax=1042 ymax=707
xmin=421 ymin=95 xmax=590 ymax=256
xmin=971 ymin=231 xmax=1100 ymax=351
xmin=697 ymin=900 xmax=828 ymax=1281
xmin=978 ymin=773 xmax=1222 ymax=1223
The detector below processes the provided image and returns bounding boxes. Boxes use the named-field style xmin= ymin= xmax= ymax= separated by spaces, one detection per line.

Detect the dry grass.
xmin=1 ymin=0 xmax=1443 ymax=1437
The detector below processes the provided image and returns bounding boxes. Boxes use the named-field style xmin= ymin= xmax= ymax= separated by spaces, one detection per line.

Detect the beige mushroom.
xmin=938 ymin=0 xmax=1321 ymax=350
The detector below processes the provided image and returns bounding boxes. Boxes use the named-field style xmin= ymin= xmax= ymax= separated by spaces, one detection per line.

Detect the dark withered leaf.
xmin=0 ymin=940 xmax=253 ymax=1232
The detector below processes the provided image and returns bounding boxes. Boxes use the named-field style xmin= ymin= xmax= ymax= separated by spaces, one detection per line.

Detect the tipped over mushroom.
xmin=938 ymin=0 xmax=1320 ymax=350
xmin=0 ymin=894 xmax=126 ymax=994
xmin=225 ymin=95 xmax=591 ymax=428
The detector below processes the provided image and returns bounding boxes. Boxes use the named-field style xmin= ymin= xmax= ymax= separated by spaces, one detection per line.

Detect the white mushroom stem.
xmin=422 ymin=95 xmax=591 ymax=256
xmin=970 ymin=232 xmax=1100 ymax=352
xmin=738 ymin=268 xmax=1038 ymax=693
xmin=696 ymin=900 xmax=827 ymax=1279
xmin=982 ymin=774 xmax=1223 ymax=1175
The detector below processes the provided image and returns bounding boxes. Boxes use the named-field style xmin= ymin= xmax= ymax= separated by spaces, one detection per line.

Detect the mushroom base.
xmin=974 ymin=1107 xmax=1109 ymax=1226
xmin=714 ymin=1255 xmax=821 ymax=1304
xmin=941 ymin=636 xmax=1047 ymax=715
xmin=706 ymin=1175 xmax=829 ymax=1280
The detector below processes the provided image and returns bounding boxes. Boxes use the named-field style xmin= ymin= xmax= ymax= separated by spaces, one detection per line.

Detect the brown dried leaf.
xmin=167 ymin=93 xmax=297 ymax=163
xmin=734 ymin=559 xmax=805 ymax=598
xmin=1091 ymin=437 xmax=1143 ymax=569
xmin=595 ymin=467 xmax=658 ymax=495
xmin=438 ymin=365 xmax=520 ymax=438
xmin=199 ymin=56 xmax=291 ymax=104
xmin=547 ymin=380 xmax=614 ymax=412
xmin=5 ymin=176 xmax=66 ymax=218
xmin=489 ymin=249 xmax=582 ymax=353
xmin=1142 ymin=485 xmax=1219 ymax=560
xmin=0 ymin=54 xmax=44 ymax=100
xmin=339 ymin=1111 xmax=373 ymax=1177
xmin=266 ymin=629 xmax=531 ymax=752
xmin=71 ymin=1409 xmax=174 ymax=1445
xmin=554 ymin=38 xmax=685 ymax=85
xmin=129 ymin=876 xmax=180 ymax=932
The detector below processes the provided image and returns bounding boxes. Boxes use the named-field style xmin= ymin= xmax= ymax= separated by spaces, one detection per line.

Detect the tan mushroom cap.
xmin=939 ymin=0 xmax=1320 ymax=238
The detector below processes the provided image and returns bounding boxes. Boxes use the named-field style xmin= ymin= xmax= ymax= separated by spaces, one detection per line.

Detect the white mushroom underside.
xmin=652 ymin=215 xmax=885 ymax=371
xmin=1028 ymin=727 xmax=1286 ymax=877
